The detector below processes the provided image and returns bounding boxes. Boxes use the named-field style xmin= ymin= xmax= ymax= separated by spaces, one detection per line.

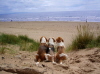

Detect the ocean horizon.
xmin=0 ymin=11 xmax=100 ymax=22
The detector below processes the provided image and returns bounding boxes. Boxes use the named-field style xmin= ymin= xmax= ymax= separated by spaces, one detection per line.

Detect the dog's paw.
xmin=52 ymin=61 xmax=57 ymax=65
xmin=60 ymin=62 xmax=62 ymax=64
xmin=35 ymin=62 xmax=39 ymax=66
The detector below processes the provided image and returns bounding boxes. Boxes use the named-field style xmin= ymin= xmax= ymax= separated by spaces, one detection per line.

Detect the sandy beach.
xmin=0 ymin=21 xmax=100 ymax=74
xmin=0 ymin=21 xmax=100 ymax=46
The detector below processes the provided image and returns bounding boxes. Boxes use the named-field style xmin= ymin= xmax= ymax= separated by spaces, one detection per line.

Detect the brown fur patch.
xmin=56 ymin=37 xmax=64 ymax=43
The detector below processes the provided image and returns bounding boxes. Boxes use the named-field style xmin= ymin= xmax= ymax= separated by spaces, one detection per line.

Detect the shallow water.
xmin=0 ymin=11 xmax=100 ymax=22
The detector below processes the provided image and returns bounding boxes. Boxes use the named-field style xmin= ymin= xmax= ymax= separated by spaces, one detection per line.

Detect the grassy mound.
xmin=0 ymin=33 xmax=39 ymax=54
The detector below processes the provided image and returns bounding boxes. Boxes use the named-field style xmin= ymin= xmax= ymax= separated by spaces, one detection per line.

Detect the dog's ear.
xmin=56 ymin=38 xmax=58 ymax=42
xmin=52 ymin=38 xmax=55 ymax=42
xmin=45 ymin=37 xmax=48 ymax=42
xmin=56 ymin=37 xmax=60 ymax=42
xmin=60 ymin=37 xmax=64 ymax=42
xmin=62 ymin=39 xmax=64 ymax=42
xmin=40 ymin=36 xmax=42 ymax=42
xmin=47 ymin=38 xmax=50 ymax=42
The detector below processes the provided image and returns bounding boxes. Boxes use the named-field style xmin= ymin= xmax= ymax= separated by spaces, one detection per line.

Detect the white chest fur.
xmin=57 ymin=41 xmax=65 ymax=47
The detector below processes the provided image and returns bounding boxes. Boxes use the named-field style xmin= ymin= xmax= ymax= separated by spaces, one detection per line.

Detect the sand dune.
xmin=0 ymin=48 xmax=100 ymax=74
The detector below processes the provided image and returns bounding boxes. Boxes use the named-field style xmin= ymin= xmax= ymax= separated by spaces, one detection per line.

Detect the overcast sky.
xmin=0 ymin=0 xmax=100 ymax=14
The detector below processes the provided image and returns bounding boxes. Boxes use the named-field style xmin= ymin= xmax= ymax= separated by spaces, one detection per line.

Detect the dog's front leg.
xmin=51 ymin=55 xmax=56 ymax=64
xmin=45 ymin=54 xmax=49 ymax=61
xmin=35 ymin=54 xmax=41 ymax=66
xmin=59 ymin=59 xmax=62 ymax=64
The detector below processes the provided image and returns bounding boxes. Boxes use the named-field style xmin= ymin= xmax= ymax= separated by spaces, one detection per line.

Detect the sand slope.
xmin=0 ymin=48 xmax=100 ymax=74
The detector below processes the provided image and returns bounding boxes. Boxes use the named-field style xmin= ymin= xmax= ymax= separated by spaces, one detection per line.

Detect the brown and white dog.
xmin=56 ymin=37 xmax=68 ymax=64
xmin=35 ymin=36 xmax=48 ymax=65
xmin=45 ymin=38 xmax=56 ymax=64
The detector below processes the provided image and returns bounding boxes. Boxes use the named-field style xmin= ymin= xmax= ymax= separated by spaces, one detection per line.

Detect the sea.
xmin=0 ymin=11 xmax=100 ymax=22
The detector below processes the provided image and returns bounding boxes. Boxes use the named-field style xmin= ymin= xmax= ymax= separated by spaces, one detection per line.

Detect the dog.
xmin=45 ymin=38 xmax=56 ymax=64
xmin=56 ymin=37 xmax=68 ymax=64
xmin=35 ymin=36 xmax=48 ymax=65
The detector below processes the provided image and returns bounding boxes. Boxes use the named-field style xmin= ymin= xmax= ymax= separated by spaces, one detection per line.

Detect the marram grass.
xmin=0 ymin=33 xmax=39 ymax=54
xmin=67 ymin=24 xmax=100 ymax=51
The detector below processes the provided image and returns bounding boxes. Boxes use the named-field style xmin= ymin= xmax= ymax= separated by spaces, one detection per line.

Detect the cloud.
xmin=0 ymin=0 xmax=100 ymax=14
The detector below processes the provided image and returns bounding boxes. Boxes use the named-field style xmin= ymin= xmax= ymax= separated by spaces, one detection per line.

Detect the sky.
xmin=0 ymin=0 xmax=100 ymax=14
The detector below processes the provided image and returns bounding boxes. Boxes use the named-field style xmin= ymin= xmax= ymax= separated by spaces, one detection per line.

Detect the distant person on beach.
xmin=11 ymin=20 xmax=12 ymax=22
xmin=86 ymin=19 xmax=87 ymax=23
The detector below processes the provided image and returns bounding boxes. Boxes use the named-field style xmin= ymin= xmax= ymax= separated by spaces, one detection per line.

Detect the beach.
xmin=0 ymin=21 xmax=100 ymax=46
xmin=0 ymin=21 xmax=100 ymax=74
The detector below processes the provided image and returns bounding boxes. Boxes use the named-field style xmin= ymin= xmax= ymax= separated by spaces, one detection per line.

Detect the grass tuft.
xmin=67 ymin=24 xmax=100 ymax=51
xmin=0 ymin=47 xmax=7 ymax=54
xmin=87 ymin=35 xmax=100 ymax=48
xmin=18 ymin=35 xmax=34 ymax=43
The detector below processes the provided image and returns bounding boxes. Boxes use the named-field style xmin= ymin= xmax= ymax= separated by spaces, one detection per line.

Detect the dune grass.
xmin=0 ymin=33 xmax=39 ymax=54
xmin=67 ymin=24 xmax=100 ymax=51
xmin=0 ymin=47 xmax=7 ymax=54
xmin=87 ymin=35 xmax=100 ymax=48
xmin=0 ymin=46 xmax=16 ymax=54
xmin=0 ymin=33 xmax=20 ymax=45
xmin=18 ymin=35 xmax=39 ymax=51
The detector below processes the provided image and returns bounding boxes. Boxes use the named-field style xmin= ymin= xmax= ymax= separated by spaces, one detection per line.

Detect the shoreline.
xmin=0 ymin=21 xmax=100 ymax=23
